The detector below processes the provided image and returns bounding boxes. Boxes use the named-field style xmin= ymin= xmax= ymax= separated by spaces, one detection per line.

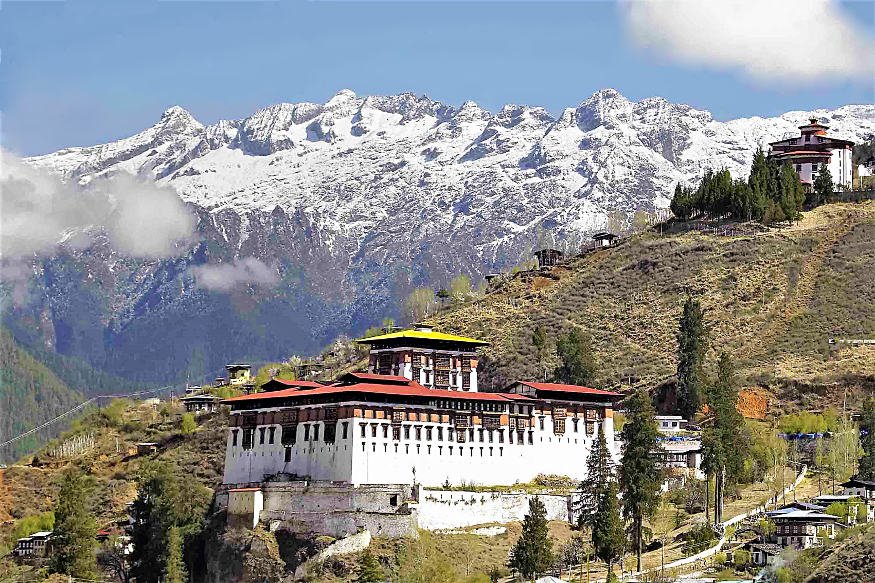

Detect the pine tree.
xmin=619 ymin=388 xmax=662 ymax=573
xmin=591 ymin=481 xmax=625 ymax=578
xmin=676 ymin=298 xmax=707 ymax=421
xmin=748 ymin=148 xmax=770 ymax=221
xmin=670 ymin=184 xmax=693 ymax=220
xmin=52 ymin=473 xmax=97 ymax=579
xmin=163 ymin=526 xmax=186 ymax=583
xmin=858 ymin=398 xmax=875 ymax=481
xmin=509 ymin=497 xmax=554 ymax=580
xmin=357 ymin=549 xmax=383 ymax=583
xmin=554 ymin=327 xmax=597 ymax=387
xmin=577 ymin=426 xmax=614 ymax=529
xmin=778 ymin=161 xmax=803 ymax=223
xmin=130 ymin=462 xmax=211 ymax=583
xmin=813 ymin=167 xmax=834 ymax=207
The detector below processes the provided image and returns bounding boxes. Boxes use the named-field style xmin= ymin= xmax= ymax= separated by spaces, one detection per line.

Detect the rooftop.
xmin=511 ymin=381 xmax=622 ymax=397
xmin=356 ymin=329 xmax=489 ymax=346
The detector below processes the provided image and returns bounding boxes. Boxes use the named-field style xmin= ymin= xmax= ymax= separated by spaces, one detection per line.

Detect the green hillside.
xmin=0 ymin=328 xmax=86 ymax=462
xmin=428 ymin=201 xmax=875 ymax=413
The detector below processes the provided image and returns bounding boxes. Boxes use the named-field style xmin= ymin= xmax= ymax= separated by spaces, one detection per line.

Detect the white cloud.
xmin=188 ymin=258 xmax=279 ymax=292
xmin=0 ymin=149 xmax=196 ymax=260
xmin=620 ymin=0 xmax=875 ymax=83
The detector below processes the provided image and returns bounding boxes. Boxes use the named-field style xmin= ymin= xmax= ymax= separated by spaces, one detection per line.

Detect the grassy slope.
xmin=0 ymin=400 xmax=227 ymax=550
xmin=428 ymin=202 xmax=875 ymax=413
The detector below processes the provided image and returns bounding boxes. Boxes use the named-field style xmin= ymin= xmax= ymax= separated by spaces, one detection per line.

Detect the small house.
xmin=839 ymin=477 xmax=875 ymax=500
xmin=13 ymin=531 xmax=52 ymax=557
xmin=772 ymin=510 xmax=839 ymax=549
xmin=534 ymin=249 xmax=564 ymax=268
xmin=180 ymin=394 xmax=219 ymax=415
xmin=184 ymin=385 xmax=202 ymax=395
xmin=655 ymin=415 xmax=688 ymax=433
xmin=226 ymin=364 xmax=252 ymax=386
xmin=744 ymin=542 xmax=782 ymax=567
xmin=592 ymin=232 xmax=618 ymax=248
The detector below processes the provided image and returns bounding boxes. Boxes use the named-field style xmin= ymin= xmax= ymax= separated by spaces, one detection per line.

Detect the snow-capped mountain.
xmin=13 ymin=89 xmax=875 ymax=383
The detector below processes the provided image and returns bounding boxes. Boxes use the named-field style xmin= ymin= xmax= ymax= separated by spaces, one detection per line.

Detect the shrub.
xmin=732 ymin=549 xmax=750 ymax=566
xmin=180 ymin=414 xmax=196 ymax=435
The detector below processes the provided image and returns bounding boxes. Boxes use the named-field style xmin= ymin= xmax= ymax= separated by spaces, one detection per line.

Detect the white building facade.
xmin=221 ymin=373 xmax=620 ymax=487
xmin=768 ymin=117 xmax=854 ymax=189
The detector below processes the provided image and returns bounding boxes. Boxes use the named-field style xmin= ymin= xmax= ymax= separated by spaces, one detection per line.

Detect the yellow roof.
xmin=356 ymin=329 xmax=489 ymax=346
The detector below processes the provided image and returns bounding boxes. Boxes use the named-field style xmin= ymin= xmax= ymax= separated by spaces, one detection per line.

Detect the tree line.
xmin=670 ymin=148 xmax=837 ymax=226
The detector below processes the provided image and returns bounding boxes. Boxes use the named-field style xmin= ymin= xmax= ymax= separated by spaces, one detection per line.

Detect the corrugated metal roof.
xmin=513 ymin=381 xmax=621 ymax=397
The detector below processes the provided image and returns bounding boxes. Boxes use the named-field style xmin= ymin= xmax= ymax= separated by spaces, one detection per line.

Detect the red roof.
xmin=222 ymin=381 xmax=531 ymax=404
xmin=337 ymin=372 xmax=412 ymax=384
xmin=770 ymin=150 xmax=832 ymax=156
xmin=512 ymin=381 xmax=622 ymax=397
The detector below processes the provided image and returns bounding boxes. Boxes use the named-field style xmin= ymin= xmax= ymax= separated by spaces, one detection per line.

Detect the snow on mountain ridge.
xmin=26 ymin=89 xmax=875 ymax=261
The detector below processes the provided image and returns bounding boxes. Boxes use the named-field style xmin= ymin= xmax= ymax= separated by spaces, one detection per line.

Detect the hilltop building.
xmin=534 ymin=249 xmax=564 ymax=268
xmin=768 ymin=117 xmax=854 ymax=189
xmin=181 ymin=394 xmax=218 ymax=415
xmin=357 ymin=326 xmax=488 ymax=392
xmin=226 ymin=364 xmax=252 ymax=386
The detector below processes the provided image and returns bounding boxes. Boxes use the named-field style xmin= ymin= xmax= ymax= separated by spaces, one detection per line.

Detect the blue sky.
xmin=1 ymin=0 xmax=873 ymax=156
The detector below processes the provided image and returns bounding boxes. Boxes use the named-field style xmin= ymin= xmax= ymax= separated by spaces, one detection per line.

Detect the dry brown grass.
xmin=428 ymin=202 xmax=875 ymax=411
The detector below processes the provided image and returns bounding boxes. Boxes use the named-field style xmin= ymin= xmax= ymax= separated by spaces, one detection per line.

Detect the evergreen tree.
xmin=730 ymin=179 xmax=754 ymax=221
xmin=508 ymin=497 xmax=554 ymax=580
xmin=778 ymin=161 xmax=803 ymax=223
xmin=813 ymin=167 xmax=835 ymax=207
xmin=130 ymin=462 xmax=211 ymax=583
xmin=676 ymin=298 xmax=707 ymax=421
xmin=748 ymin=148 xmax=770 ymax=220
xmin=858 ymin=398 xmax=875 ymax=481
xmin=163 ymin=526 xmax=186 ymax=583
xmin=52 ymin=473 xmax=97 ymax=579
xmin=577 ymin=426 xmax=614 ymax=529
xmin=554 ymin=327 xmax=597 ymax=387
xmin=619 ymin=388 xmax=662 ymax=572
xmin=357 ymin=549 xmax=383 ymax=583
xmin=670 ymin=183 xmax=693 ymax=220
xmin=702 ymin=352 xmax=747 ymax=523
xmin=591 ymin=481 xmax=625 ymax=578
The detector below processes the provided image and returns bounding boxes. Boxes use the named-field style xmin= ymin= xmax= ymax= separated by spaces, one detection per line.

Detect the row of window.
xmin=363 ymin=441 xmax=506 ymax=457
xmin=795 ymin=163 xmax=819 ymax=173
xmin=231 ymin=417 xmax=602 ymax=449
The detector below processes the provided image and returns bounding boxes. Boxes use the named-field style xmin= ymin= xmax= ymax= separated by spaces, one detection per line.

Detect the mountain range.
xmin=9 ymin=88 xmax=875 ymax=385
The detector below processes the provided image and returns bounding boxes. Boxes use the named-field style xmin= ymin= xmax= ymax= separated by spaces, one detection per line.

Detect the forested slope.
xmin=427 ymin=202 xmax=875 ymax=413
xmin=0 ymin=328 xmax=85 ymax=462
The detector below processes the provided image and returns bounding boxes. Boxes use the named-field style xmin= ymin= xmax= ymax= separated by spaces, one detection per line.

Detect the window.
xmin=817 ymin=136 xmax=824 ymax=143
xmin=232 ymin=430 xmax=239 ymax=447
xmin=438 ymin=427 xmax=443 ymax=441
xmin=805 ymin=134 xmax=810 ymax=142
xmin=324 ymin=424 xmax=336 ymax=443
xmin=811 ymin=163 xmax=818 ymax=172
xmin=361 ymin=424 xmax=367 ymax=438
xmin=416 ymin=427 xmax=422 ymax=441
xmin=488 ymin=430 xmax=494 ymax=443
xmin=342 ymin=422 xmax=349 ymax=440
xmin=371 ymin=425 xmax=377 ymax=438
xmin=462 ymin=372 xmax=471 ymax=390
xmin=304 ymin=425 xmax=310 ymax=441
xmin=259 ymin=428 xmax=266 ymax=445
xmin=796 ymin=164 xmax=802 ymax=172
xmin=554 ymin=419 xmax=566 ymax=435
xmin=313 ymin=425 xmax=320 ymax=442
xmin=469 ymin=428 xmax=474 ymax=442
xmin=498 ymin=430 xmax=504 ymax=444
xmin=518 ymin=431 xmax=524 ymax=444
xmin=573 ymin=419 xmax=579 ymax=433
xmin=790 ymin=138 xmax=797 ymax=145
xmin=268 ymin=427 xmax=275 ymax=444
xmin=528 ymin=432 xmax=534 ymax=445
xmin=242 ymin=428 xmax=254 ymax=450
xmin=478 ymin=429 xmax=484 ymax=442
xmin=426 ymin=427 xmax=432 ymax=441
xmin=284 ymin=447 xmax=292 ymax=463
xmin=509 ymin=430 xmax=513 ymax=444
xmin=393 ymin=426 xmax=401 ymax=440
xmin=281 ymin=425 xmax=297 ymax=446
xmin=539 ymin=417 xmax=545 ymax=431
xmin=404 ymin=426 xmax=411 ymax=439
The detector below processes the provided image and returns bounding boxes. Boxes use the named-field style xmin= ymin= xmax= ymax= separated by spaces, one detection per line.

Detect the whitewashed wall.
xmin=224 ymin=411 xmax=617 ymax=487
xmin=417 ymin=490 xmax=572 ymax=530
